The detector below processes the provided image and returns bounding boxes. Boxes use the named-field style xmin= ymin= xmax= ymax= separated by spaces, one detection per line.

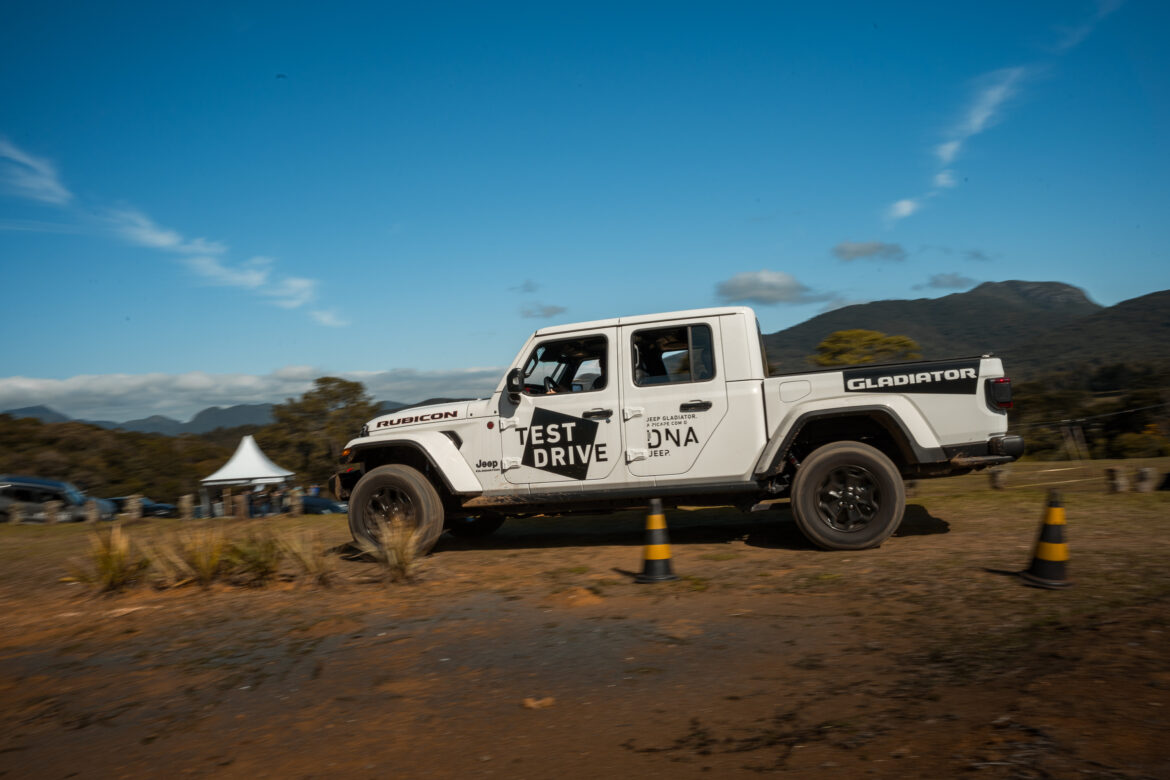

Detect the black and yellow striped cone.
xmin=1019 ymin=490 xmax=1071 ymax=589
xmin=635 ymin=498 xmax=678 ymax=584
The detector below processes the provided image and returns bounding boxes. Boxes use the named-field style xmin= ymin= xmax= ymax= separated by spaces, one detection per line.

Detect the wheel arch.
xmin=336 ymin=432 xmax=482 ymax=503
xmin=755 ymin=403 xmax=945 ymax=477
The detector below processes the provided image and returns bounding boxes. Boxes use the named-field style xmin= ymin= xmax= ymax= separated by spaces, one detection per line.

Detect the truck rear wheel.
xmin=791 ymin=441 xmax=905 ymax=550
xmin=348 ymin=465 xmax=445 ymax=556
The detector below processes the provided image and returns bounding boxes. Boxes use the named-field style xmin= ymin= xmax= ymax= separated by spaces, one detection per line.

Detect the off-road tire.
xmin=348 ymin=465 xmax=445 ymax=556
xmin=791 ymin=441 xmax=905 ymax=550
xmin=445 ymin=514 xmax=506 ymax=539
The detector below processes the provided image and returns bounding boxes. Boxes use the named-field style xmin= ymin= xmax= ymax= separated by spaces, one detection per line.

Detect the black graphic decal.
xmin=519 ymin=407 xmax=605 ymax=480
xmin=842 ymin=360 xmax=980 ymax=395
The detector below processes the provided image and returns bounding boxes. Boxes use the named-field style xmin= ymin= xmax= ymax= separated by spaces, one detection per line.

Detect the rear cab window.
xmin=631 ymin=323 xmax=716 ymax=386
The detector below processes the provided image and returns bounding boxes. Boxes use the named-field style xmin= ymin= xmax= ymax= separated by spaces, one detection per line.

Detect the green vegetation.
xmin=809 ymin=329 xmax=922 ymax=367
xmin=260 ymin=377 xmax=380 ymax=487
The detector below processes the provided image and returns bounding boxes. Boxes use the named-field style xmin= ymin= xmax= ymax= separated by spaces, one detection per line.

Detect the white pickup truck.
xmin=331 ymin=306 xmax=1023 ymax=553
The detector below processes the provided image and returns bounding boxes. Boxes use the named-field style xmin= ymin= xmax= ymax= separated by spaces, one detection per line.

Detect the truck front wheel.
xmin=790 ymin=441 xmax=905 ymax=550
xmin=348 ymin=465 xmax=445 ymax=556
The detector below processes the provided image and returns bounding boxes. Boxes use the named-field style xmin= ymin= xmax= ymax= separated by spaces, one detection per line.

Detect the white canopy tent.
xmin=201 ymin=435 xmax=294 ymax=487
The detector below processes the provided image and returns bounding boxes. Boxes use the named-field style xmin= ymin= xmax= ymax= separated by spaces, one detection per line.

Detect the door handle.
xmin=583 ymin=408 xmax=613 ymax=420
xmin=680 ymin=400 xmax=713 ymax=412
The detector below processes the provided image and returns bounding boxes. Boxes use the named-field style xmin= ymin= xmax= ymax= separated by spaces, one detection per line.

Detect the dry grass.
xmin=356 ymin=514 xmax=420 ymax=582
xmin=280 ymin=530 xmax=339 ymax=586
xmin=66 ymin=524 xmax=150 ymax=592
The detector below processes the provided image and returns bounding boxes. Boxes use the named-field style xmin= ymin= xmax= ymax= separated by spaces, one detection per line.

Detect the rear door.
xmin=620 ymin=317 xmax=729 ymax=477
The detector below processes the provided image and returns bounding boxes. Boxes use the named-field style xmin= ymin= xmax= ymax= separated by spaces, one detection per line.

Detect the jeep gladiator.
xmin=332 ymin=306 xmax=1023 ymax=552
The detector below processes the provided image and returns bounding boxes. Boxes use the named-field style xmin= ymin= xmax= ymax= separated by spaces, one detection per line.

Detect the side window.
xmin=520 ymin=335 xmax=608 ymax=395
xmin=632 ymin=324 xmax=716 ymax=386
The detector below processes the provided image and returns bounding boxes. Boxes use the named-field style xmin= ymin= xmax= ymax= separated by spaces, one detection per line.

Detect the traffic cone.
xmin=1019 ymin=490 xmax=1071 ymax=589
xmin=635 ymin=498 xmax=678 ymax=583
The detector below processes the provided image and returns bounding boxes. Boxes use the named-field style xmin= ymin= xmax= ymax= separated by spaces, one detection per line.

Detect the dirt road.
xmin=1 ymin=466 xmax=1167 ymax=778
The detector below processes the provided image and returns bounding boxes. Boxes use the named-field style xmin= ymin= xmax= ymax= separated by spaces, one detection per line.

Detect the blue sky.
xmin=1 ymin=1 xmax=1166 ymax=421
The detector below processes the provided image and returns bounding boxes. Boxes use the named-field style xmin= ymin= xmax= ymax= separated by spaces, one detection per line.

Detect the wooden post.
xmin=1133 ymin=468 xmax=1156 ymax=493
xmin=989 ymin=469 xmax=1007 ymax=490
xmin=10 ymin=503 xmax=25 ymax=524
xmin=290 ymin=486 xmax=304 ymax=517
xmin=85 ymin=499 xmax=100 ymax=523
xmin=1105 ymin=468 xmax=1128 ymax=493
xmin=233 ymin=494 xmax=248 ymax=520
xmin=44 ymin=499 xmax=62 ymax=524
xmin=126 ymin=494 xmax=143 ymax=521
xmin=179 ymin=494 xmax=194 ymax=520
xmin=221 ymin=488 xmax=232 ymax=518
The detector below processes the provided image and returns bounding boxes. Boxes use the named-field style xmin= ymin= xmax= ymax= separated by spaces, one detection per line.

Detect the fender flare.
xmin=754 ymin=400 xmax=946 ymax=478
xmin=343 ymin=431 xmax=483 ymax=495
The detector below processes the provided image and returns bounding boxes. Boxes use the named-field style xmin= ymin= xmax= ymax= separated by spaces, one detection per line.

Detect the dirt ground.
xmin=1 ymin=460 xmax=1168 ymax=779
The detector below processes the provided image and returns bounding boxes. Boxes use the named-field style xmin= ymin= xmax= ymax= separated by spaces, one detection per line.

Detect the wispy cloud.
xmin=884 ymin=4 xmax=1121 ymax=226
xmin=0 ymin=137 xmax=73 ymax=205
xmin=913 ymin=273 xmax=978 ymax=291
xmin=106 ymin=207 xmax=227 ymax=255
xmin=938 ymin=66 xmax=1029 ymax=166
xmin=715 ymin=270 xmax=832 ymax=305
xmin=832 ymin=241 xmax=907 ymax=262
xmin=511 ymin=279 xmax=539 ymax=294
xmin=0 ymin=218 xmax=84 ymax=234
xmin=1052 ymin=0 xmax=1123 ymax=52
xmin=520 ymin=303 xmax=566 ymax=319
xmin=0 ymin=139 xmax=341 ymax=326
xmin=185 ymin=255 xmax=270 ymax=289
xmin=885 ymin=198 xmax=922 ymax=223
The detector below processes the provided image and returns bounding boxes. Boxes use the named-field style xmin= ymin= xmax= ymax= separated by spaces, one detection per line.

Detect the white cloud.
xmin=886 ymin=198 xmax=921 ymax=222
xmin=264 ymin=276 xmax=317 ymax=309
xmin=1053 ymin=0 xmax=1123 ymax=52
xmin=715 ymin=270 xmax=830 ymax=305
xmin=0 ymin=366 xmax=506 ymax=423
xmin=106 ymin=207 xmax=227 ymax=255
xmin=0 ymin=142 xmax=343 ymax=327
xmin=185 ymin=255 xmax=270 ymax=288
xmin=935 ymin=141 xmax=961 ymax=166
xmin=0 ymin=137 xmax=73 ymax=205
xmin=933 ymin=169 xmax=957 ymax=188
xmin=832 ymin=241 xmax=906 ymax=262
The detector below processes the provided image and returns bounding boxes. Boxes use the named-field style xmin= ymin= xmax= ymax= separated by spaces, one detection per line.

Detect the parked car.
xmin=109 ymin=496 xmax=178 ymax=518
xmin=0 ymin=475 xmax=117 ymax=522
xmin=302 ymin=495 xmax=347 ymax=515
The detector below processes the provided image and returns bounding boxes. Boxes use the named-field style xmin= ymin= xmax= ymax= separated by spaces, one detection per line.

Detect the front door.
xmin=620 ymin=318 xmax=729 ymax=477
xmin=499 ymin=327 xmax=623 ymax=485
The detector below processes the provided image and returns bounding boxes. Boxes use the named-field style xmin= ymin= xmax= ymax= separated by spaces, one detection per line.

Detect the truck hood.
xmin=365 ymin=401 xmax=471 ymax=434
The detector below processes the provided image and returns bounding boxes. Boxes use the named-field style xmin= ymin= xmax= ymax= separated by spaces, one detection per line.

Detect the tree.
xmin=810 ymin=330 xmax=922 ymax=367
xmin=261 ymin=377 xmax=380 ymax=485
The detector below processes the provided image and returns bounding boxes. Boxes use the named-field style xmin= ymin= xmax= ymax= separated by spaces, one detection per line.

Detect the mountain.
xmin=116 ymin=414 xmax=186 ymax=436
xmin=0 ymin=405 xmax=72 ymax=424
xmin=1000 ymin=289 xmax=1170 ymax=375
xmin=762 ymin=280 xmax=1109 ymax=373
xmin=185 ymin=404 xmax=274 ymax=434
xmin=1 ymin=403 xmax=276 ymax=435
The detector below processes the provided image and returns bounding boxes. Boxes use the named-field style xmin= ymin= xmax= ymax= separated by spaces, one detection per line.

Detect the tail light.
xmin=986 ymin=377 xmax=1013 ymax=410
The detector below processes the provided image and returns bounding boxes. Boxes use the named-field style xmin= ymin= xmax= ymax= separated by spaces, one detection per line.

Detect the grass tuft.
xmin=280 ymin=530 xmax=338 ymax=586
xmin=357 ymin=514 xmax=418 ymax=582
xmin=68 ymin=524 xmax=151 ymax=592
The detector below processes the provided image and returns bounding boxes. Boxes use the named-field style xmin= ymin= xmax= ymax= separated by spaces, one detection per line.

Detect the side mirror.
xmin=506 ymin=368 xmax=523 ymax=404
